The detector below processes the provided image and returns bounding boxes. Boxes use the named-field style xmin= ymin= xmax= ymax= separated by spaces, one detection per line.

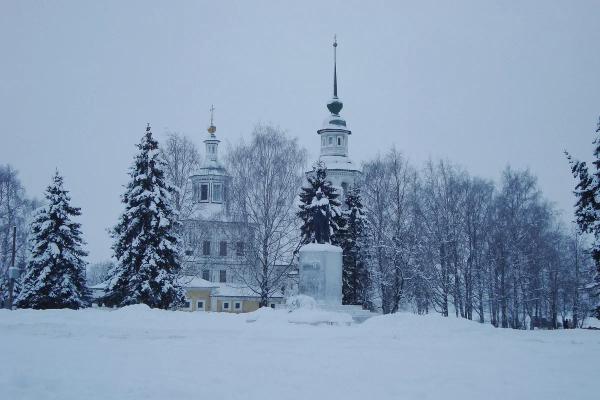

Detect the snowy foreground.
xmin=1 ymin=306 xmax=598 ymax=400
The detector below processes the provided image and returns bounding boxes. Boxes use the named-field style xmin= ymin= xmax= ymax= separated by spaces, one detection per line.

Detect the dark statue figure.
xmin=313 ymin=190 xmax=330 ymax=244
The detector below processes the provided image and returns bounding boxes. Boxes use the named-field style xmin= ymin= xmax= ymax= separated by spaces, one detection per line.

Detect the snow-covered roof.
xmin=177 ymin=275 xmax=219 ymax=289
xmin=318 ymin=114 xmax=351 ymax=133
xmin=319 ymin=155 xmax=361 ymax=172
xmin=213 ymin=283 xmax=283 ymax=299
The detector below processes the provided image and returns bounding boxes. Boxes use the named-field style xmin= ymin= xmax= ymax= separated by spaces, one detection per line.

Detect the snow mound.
xmin=246 ymin=304 xmax=352 ymax=326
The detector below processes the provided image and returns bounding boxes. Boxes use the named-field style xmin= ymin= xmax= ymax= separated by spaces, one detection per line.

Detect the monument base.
xmin=298 ymin=243 xmax=343 ymax=306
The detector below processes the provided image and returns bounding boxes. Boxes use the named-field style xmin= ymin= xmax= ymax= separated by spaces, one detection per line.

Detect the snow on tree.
xmin=104 ymin=124 xmax=183 ymax=309
xmin=15 ymin=171 xmax=90 ymax=309
xmin=566 ymin=117 xmax=600 ymax=318
xmin=297 ymin=161 xmax=344 ymax=245
xmin=339 ymin=185 xmax=371 ymax=307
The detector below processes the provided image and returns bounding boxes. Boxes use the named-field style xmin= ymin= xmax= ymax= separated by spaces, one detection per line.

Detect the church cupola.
xmin=190 ymin=105 xmax=230 ymax=219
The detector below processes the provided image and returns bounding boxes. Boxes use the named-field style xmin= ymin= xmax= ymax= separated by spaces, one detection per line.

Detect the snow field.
xmin=0 ymin=306 xmax=597 ymax=400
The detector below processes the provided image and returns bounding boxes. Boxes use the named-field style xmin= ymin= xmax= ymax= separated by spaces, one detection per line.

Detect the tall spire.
xmin=327 ymin=35 xmax=343 ymax=116
xmin=333 ymin=35 xmax=338 ymax=98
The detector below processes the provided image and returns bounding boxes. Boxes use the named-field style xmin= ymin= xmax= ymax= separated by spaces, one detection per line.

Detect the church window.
xmin=200 ymin=184 xmax=209 ymax=201
xmin=337 ymin=136 xmax=342 ymax=146
xmin=328 ymin=136 xmax=333 ymax=145
xmin=219 ymin=241 xmax=227 ymax=256
xmin=202 ymin=241 xmax=211 ymax=256
xmin=202 ymin=269 xmax=210 ymax=281
xmin=219 ymin=270 xmax=227 ymax=283
xmin=212 ymin=183 xmax=223 ymax=203
xmin=236 ymin=242 xmax=245 ymax=256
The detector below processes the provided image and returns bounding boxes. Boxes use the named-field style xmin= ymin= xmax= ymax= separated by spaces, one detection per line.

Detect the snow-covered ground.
xmin=0 ymin=306 xmax=597 ymax=400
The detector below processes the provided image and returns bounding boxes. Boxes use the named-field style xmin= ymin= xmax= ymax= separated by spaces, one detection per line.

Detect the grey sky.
xmin=1 ymin=1 xmax=599 ymax=261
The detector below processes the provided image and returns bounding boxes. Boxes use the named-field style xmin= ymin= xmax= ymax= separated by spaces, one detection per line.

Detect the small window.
xmin=236 ymin=242 xmax=244 ymax=256
xmin=202 ymin=241 xmax=211 ymax=256
xmin=223 ymin=301 xmax=230 ymax=310
xmin=328 ymin=136 xmax=333 ymax=145
xmin=270 ymin=303 xmax=276 ymax=309
xmin=212 ymin=183 xmax=223 ymax=203
xmin=234 ymin=302 xmax=242 ymax=310
xmin=219 ymin=270 xmax=227 ymax=283
xmin=202 ymin=269 xmax=210 ymax=281
xmin=219 ymin=241 xmax=227 ymax=256
xmin=197 ymin=301 xmax=205 ymax=311
xmin=200 ymin=184 xmax=209 ymax=201
xmin=337 ymin=136 xmax=342 ymax=146
xmin=183 ymin=300 xmax=191 ymax=309
xmin=185 ymin=249 xmax=193 ymax=256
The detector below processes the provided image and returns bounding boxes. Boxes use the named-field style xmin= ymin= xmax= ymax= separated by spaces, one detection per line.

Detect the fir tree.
xmin=15 ymin=172 xmax=90 ymax=309
xmin=297 ymin=161 xmax=344 ymax=244
xmin=339 ymin=185 xmax=371 ymax=307
xmin=566 ymin=117 xmax=600 ymax=318
xmin=104 ymin=124 xmax=183 ymax=309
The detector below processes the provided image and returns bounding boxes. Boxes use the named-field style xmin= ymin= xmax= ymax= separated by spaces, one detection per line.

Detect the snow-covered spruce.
xmin=15 ymin=171 xmax=90 ymax=309
xmin=297 ymin=161 xmax=344 ymax=245
xmin=338 ymin=185 xmax=371 ymax=307
xmin=104 ymin=124 xmax=183 ymax=309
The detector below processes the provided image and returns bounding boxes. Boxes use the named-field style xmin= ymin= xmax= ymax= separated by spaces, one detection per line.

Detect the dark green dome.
xmin=327 ymin=97 xmax=343 ymax=116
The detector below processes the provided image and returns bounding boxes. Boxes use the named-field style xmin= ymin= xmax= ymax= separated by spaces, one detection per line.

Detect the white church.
xmin=178 ymin=38 xmax=361 ymax=313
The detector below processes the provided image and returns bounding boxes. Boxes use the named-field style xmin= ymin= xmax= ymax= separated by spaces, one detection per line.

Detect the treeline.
xmin=356 ymin=149 xmax=596 ymax=328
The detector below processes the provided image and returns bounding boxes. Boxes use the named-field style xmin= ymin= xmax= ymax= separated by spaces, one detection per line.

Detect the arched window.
xmin=337 ymin=137 xmax=342 ymax=146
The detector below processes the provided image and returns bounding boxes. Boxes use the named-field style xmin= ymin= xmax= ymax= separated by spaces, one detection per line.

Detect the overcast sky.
xmin=1 ymin=1 xmax=599 ymax=262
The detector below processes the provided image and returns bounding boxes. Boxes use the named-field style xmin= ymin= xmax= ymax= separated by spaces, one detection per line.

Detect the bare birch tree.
xmin=226 ymin=124 xmax=307 ymax=306
xmin=160 ymin=131 xmax=201 ymax=220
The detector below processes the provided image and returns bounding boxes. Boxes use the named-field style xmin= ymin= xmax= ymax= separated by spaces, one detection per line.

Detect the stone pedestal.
xmin=298 ymin=243 xmax=342 ymax=305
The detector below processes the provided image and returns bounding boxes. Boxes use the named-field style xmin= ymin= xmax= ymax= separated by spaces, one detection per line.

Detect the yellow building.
xmin=179 ymin=275 xmax=284 ymax=313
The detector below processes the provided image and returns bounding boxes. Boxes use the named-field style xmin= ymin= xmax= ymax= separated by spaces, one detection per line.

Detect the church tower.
xmin=191 ymin=105 xmax=230 ymax=219
xmin=315 ymin=37 xmax=361 ymax=197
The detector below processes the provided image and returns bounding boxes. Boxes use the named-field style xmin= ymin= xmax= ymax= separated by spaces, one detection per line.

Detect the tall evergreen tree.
xmin=339 ymin=185 xmax=371 ymax=307
xmin=15 ymin=171 xmax=89 ymax=309
xmin=297 ymin=161 xmax=343 ymax=244
xmin=104 ymin=124 xmax=183 ymax=309
xmin=566 ymin=117 xmax=600 ymax=318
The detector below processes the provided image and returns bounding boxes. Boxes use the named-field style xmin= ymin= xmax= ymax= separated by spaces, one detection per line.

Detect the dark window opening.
xmin=202 ymin=269 xmax=210 ymax=281
xmin=200 ymin=184 xmax=209 ymax=201
xmin=219 ymin=241 xmax=227 ymax=256
xmin=202 ymin=241 xmax=211 ymax=256
xmin=236 ymin=242 xmax=245 ymax=256
xmin=219 ymin=270 xmax=227 ymax=283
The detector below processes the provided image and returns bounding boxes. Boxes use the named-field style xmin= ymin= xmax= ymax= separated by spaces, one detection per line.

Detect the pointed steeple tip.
xmin=327 ymin=35 xmax=343 ymax=116
xmin=146 ymin=122 xmax=151 ymax=132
